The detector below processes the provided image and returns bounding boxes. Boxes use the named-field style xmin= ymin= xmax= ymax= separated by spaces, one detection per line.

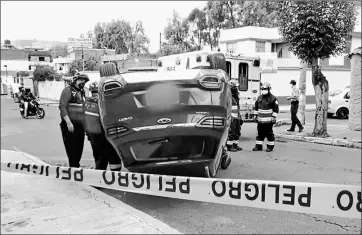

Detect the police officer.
xmin=227 ymin=80 xmax=243 ymax=152
xmin=59 ymin=73 xmax=89 ymax=167
xmin=84 ymin=81 xmax=122 ymax=171
xmin=287 ymin=79 xmax=304 ymax=132
xmin=253 ymin=82 xmax=279 ymax=152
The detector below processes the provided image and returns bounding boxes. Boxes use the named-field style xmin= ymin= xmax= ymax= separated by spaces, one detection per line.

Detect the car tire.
xmin=336 ymin=108 xmax=349 ymax=119
xmin=220 ymin=153 xmax=231 ymax=170
xmin=100 ymin=63 xmax=117 ymax=78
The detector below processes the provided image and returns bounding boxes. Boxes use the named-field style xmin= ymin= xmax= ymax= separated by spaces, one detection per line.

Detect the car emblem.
xmin=157 ymin=118 xmax=171 ymax=124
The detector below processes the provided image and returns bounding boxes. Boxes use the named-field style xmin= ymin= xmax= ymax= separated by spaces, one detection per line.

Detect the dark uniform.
xmin=58 ymin=74 xmax=89 ymax=167
xmin=84 ymin=81 xmax=122 ymax=171
xmin=253 ymin=82 xmax=279 ymax=152
xmin=227 ymin=83 xmax=243 ymax=152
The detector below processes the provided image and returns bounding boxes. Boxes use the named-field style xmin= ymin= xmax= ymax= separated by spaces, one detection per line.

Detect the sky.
xmin=1 ymin=1 xmax=207 ymax=53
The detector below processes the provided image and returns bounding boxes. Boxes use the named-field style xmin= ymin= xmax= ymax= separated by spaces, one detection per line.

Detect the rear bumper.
xmin=127 ymin=159 xmax=213 ymax=176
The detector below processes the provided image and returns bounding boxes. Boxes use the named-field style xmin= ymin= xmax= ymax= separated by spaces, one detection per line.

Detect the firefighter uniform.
xmin=59 ymin=74 xmax=89 ymax=167
xmin=84 ymin=81 xmax=122 ymax=171
xmin=227 ymin=81 xmax=243 ymax=152
xmin=253 ymin=82 xmax=279 ymax=152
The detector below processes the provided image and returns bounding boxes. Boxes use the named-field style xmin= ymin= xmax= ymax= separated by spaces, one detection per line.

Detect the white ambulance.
xmin=157 ymin=50 xmax=263 ymax=121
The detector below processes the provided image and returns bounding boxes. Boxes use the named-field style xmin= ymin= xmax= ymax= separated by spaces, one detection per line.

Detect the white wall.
xmin=351 ymin=36 xmax=361 ymax=51
xmin=261 ymin=69 xmax=351 ymax=97
xmin=237 ymin=41 xmax=255 ymax=54
xmin=1 ymin=60 xmax=29 ymax=71
xmin=37 ymin=80 xmax=66 ymax=100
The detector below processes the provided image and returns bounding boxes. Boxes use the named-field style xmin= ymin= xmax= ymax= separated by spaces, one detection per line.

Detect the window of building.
xmin=226 ymin=43 xmax=237 ymax=54
xmin=255 ymin=41 xmax=266 ymax=52
xmin=238 ymin=63 xmax=249 ymax=91
xmin=226 ymin=61 xmax=232 ymax=78
xmin=39 ymin=57 xmax=45 ymax=61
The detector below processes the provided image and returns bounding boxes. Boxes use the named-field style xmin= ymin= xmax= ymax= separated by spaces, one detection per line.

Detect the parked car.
xmin=98 ymin=64 xmax=232 ymax=178
xmin=328 ymin=87 xmax=350 ymax=119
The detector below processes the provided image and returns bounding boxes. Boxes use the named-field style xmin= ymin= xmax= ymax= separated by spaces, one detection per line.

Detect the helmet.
xmin=73 ymin=73 xmax=89 ymax=83
xmin=261 ymin=82 xmax=271 ymax=90
xmin=18 ymin=85 xmax=24 ymax=92
xmin=89 ymin=80 xmax=99 ymax=94
xmin=25 ymin=87 xmax=31 ymax=93
xmin=290 ymin=79 xmax=296 ymax=85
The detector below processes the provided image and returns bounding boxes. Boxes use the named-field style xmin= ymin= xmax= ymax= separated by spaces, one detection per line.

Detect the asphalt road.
xmin=1 ymin=96 xmax=361 ymax=234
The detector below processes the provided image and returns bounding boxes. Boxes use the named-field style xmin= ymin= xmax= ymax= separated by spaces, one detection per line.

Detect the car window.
xmin=344 ymin=92 xmax=350 ymax=99
xmin=329 ymin=90 xmax=342 ymax=97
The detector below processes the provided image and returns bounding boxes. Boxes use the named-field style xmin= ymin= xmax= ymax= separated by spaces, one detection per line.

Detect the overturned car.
xmin=98 ymin=62 xmax=232 ymax=178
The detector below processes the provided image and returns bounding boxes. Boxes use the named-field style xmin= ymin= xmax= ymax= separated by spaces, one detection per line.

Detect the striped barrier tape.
xmin=1 ymin=161 xmax=361 ymax=220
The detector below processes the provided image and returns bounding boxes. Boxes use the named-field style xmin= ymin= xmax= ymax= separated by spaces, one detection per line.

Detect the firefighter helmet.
xmin=261 ymin=82 xmax=271 ymax=90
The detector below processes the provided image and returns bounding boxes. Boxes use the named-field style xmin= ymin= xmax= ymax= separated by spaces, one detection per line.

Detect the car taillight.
xmin=199 ymin=76 xmax=221 ymax=89
xmin=107 ymin=126 xmax=128 ymax=135
xmin=196 ymin=116 xmax=225 ymax=128
xmin=103 ymin=81 xmax=123 ymax=97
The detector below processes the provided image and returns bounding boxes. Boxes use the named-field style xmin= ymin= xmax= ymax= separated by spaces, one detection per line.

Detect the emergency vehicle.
xmin=157 ymin=50 xmax=262 ymax=122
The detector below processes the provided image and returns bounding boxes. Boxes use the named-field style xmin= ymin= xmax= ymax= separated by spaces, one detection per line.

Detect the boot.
xmin=298 ymin=126 xmax=304 ymax=132
xmin=227 ymin=144 xmax=237 ymax=152
xmin=252 ymin=146 xmax=263 ymax=151
xmin=233 ymin=143 xmax=243 ymax=151
xmin=287 ymin=128 xmax=295 ymax=132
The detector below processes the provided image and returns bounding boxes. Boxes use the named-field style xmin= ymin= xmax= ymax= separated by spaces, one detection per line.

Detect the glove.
xmin=271 ymin=117 xmax=277 ymax=124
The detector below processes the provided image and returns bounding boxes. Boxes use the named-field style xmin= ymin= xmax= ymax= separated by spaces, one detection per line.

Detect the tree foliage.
xmin=33 ymin=66 xmax=58 ymax=81
xmin=93 ymin=19 xmax=149 ymax=54
xmin=278 ymin=1 xmax=357 ymax=64
xmin=68 ymin=57 xmax=100 ymax=76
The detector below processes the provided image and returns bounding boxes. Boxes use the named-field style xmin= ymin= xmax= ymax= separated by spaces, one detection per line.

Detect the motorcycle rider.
xmin=252 ymin=82 xmax=279 ymax=152
xmin=58 ymin=73 xmax=89 ymax=168
xmin=84 ymin=80 xmax=122 ymax=171
xmin=19 ymin=86 xmax=30 ymax=118
xmin=227 ymin=80 xmax=243 ymax=152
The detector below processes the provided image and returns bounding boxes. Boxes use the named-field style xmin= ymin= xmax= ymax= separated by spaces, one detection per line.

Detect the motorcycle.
xmin=19 ymin=98 xmax=45 ymax=119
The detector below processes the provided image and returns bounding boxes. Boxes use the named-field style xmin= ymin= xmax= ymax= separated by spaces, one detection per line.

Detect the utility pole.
xmin=81 ymin=45 xmax=85 ymax=73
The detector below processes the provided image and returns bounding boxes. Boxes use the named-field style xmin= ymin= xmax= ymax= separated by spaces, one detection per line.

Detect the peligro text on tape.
xmin=1 ymin=162 xmax=361 ymax=219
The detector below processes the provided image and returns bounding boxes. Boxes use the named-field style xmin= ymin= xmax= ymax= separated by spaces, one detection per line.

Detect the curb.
xmin=9 ymin=148 xmax=182 ymax=234
xmin=279 ymin=108 xmax=315 ymax=113
xmin=275 ymin=134 xmax=362 ymax=149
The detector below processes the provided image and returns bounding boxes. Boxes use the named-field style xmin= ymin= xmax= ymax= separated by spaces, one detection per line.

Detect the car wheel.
xmin=99 ymin=63 xmax=117 ymax=77
xmin=220 ymin=153 xmax=231 ymax=170
xmin=336 ymin=108 xmax=349 ymax=119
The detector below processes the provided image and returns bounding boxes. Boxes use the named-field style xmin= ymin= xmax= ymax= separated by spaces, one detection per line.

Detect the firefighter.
xmin=252 ymin=82 xmax=279 ymax=152
xmin=227 ymin=80 xmax=243 ymax=152
xmin=84 ymin=81 xmax=122 ymax=171
xmin=58 ymin=73 xmax=89 ymax=167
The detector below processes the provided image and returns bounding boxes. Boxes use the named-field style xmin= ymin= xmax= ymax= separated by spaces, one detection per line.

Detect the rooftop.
xmin=219 ymin=26 xmax=282 ymax=43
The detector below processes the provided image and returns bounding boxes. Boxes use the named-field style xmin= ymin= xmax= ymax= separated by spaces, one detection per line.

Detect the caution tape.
xmin=1 ymin=161 xmax=361 ymax=219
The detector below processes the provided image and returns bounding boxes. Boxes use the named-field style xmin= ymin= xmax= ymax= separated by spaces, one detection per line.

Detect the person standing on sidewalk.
xmin=227 ymin=80 xmax=243 ymax=152
xmin=287 ymin=80 xmax=304 ymax=132
xmin=84 ymin=81 xmax=122 ymax=171
xmin=252 ymin=82 xmax=279 ymax=152
xmin=58 ymin=74 xmax=89 ymax=168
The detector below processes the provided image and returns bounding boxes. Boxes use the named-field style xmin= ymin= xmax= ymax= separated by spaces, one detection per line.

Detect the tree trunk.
xmin=348 ymin=52 xmax=361 ymax=131
xmin=298 ymin=61 xmax=307 ymax=125
xmin=311 ymin=58 xmax=329 ymax=137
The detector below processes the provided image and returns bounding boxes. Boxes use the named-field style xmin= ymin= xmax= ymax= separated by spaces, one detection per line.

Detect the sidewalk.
xmin=0 ymin=149 xmax=181 ymax=234
xmin=274 ymin=122 xmax=361 ymax=149
xmin=279 ymin=104 xmax=315 ymax=113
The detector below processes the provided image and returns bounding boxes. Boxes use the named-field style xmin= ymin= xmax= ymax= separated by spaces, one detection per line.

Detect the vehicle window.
xmin=238 ymin=63 xmax=248 ymax=91
xmin=344 ymin=92 xmax=350 ymax=99
xmin=226 ymin=61 xmax=231 ymax=78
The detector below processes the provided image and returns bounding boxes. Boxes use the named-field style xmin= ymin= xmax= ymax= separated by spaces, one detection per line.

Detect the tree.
xmin=298 ymin=62 xmax=307 ymax=125
xmin=33 ymin=65 xmax=56 ymax=81
xmin=239 ymin=1 xmax=280 ymax=28
xmin=68 ymin=57 xmax=100 ymax=75
xmin=348 ymin=47 xmax=361 ymax=131
xmin=278 ymin=1 xmax=356 ymax=137
xmin=130 ymin=20 xmax=150 ymax=55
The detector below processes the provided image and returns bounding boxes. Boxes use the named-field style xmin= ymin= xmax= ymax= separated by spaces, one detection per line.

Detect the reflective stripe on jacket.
xmin=254 ymin=94 xmax=279 ymax=123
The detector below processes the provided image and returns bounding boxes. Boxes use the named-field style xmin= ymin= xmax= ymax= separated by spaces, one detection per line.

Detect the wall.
xmin=37 ymin=80 xmax=66 ymax=100
xmin=261 ymin=68 xmax=351 ymax=104
xmin=23 ymin=78 xmax=34 ymax=93
xmin=1 ymin=60 xmax=29 ymax=72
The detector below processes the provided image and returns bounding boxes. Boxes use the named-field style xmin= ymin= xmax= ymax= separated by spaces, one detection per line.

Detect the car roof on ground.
xmin=120 ymin=69 xmax=224 ymax=84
